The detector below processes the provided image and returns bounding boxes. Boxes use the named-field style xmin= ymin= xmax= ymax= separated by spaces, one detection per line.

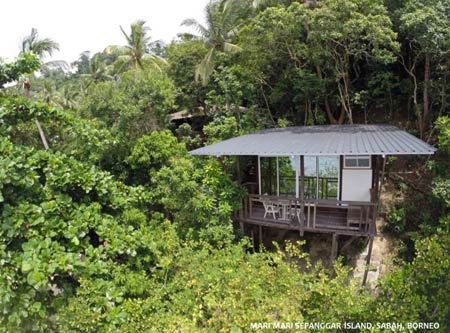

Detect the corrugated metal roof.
xmin=189 ymin=125 xmax=436 ymax=156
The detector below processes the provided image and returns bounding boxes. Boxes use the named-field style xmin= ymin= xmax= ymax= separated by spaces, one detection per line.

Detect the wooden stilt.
xmin=340 ymin=236 xmax=357 ymax=253
xmin=331 ymin=233 xmax=339 ymax=261
xmin=378 ymin=155 xmax=387 ymax=202
xmin=251 ymin=228 xmax=255 ymax=252
xmin=300 ymin=156 xmax=305 ymax=225
xmin=362 ymin=237 xmax=374 ymax=286
xmin=372 ymin=156 xmax=380 ymax=203
xmin=259 ymin=226 xmax=263 ymax=250
xmin=275 ymin=229 xmax=288 ymax=243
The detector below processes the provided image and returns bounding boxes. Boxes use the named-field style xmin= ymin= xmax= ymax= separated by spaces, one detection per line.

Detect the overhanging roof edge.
xmin=188 ymin=125 xmax=437 ymax=156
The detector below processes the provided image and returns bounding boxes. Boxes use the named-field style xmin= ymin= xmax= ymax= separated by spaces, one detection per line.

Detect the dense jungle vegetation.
xmin=1 ymin=0 xmax=449 ymax=331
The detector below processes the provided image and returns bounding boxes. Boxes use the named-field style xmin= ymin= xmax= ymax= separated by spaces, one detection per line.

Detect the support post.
xmin=362 ymin=237 xmax=374 ymax=286
xmin=236 ymin=155 xmax=242 ymax=186
xmin=330 ymin=233 xmax=339 ymax=261
xmin=378 ymin=155 xmax=387 ymax=202
xmin=251 ymin=228 xmax=255 ymax=252
xmin=372 ymin=156 xmax=380 ymax=203
xmin=259 ymin=226 xmax=263 ymax=250
xmin=300 ymin=155 xmax=305 ymax=225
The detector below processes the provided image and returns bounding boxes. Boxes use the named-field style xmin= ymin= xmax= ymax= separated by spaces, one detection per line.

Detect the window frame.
xmin=343 ymin=155 xmax=371 ymax=169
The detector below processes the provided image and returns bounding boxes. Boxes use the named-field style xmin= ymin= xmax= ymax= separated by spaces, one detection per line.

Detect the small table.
xmin=277 ymin=201 xmax=291 ymax=221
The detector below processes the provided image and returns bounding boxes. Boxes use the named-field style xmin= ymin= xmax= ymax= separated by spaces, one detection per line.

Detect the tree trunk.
xmin=314 ymin=65 xmax=338 ymax=124
xmin=324 ymin=98 xmax=339 ymax=124
xmin=422 ymin=53 xmax=431 ymax=138
xmin=35 ymin=119 xmax=49 ymax=150
xmin=24 ymin=77 xmax=49 ymax=150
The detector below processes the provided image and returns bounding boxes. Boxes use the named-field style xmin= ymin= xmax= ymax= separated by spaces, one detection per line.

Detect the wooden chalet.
xmin=190 ymin=125 xmax=436 ymax=282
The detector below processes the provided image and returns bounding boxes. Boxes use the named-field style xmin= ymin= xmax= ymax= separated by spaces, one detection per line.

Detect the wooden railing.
xmin=239 ymin=194 xmax=378 ymax=236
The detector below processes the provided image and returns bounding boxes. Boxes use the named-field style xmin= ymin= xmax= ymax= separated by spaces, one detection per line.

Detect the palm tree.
xmin=181 ymin=0 xmax=243 ymax=85
xmin=74 ymin=52 xmax=113 ymax=83
xmin=22 ymin=28 xmax=59 ymax=59
xmin=21 ymin=28 xmax=62 ymax=150
xmin=55 ymin=84 xmax=80 ymax=110
xmin=105 ymin=20 xmax=166 ymax=73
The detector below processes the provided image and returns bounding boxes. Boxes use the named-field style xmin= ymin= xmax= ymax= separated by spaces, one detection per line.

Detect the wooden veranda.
xmin=238 ymin=194 xmax=377 ymax=237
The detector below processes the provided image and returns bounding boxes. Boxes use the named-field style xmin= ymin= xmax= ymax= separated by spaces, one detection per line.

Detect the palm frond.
xmin=109 ymin=55 xmax=133 ymax=74
xmin=223 ymin=42 xmax=242 ymax=53
xmin=195 ymin=47 xmax=216 ymax=85
xmin=21 ymin=28 xmax=59 ymax=59
xmin=104 ymin=45 xmax=130 ymax=56
xmin=181 ymin=18 xmax=210 ymax=39
xmin=119 ymin=25 xmax=133 ymax=45
xmin=142 ymin=53 xmax=168 ymax=72
xmin=44 ymin=60 xmax=69 ymax=70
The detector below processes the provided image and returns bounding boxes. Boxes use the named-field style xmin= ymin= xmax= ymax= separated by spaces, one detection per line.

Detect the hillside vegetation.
xmin=1 ymin=0 xmax=449 ymax=331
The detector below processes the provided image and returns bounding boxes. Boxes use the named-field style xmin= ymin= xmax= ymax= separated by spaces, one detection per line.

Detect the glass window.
xmin=278 ymin=157 xmax=296 ymax=196
xmin=304 ymin=156 xmax=318 ymax=199
xmin=318 ymin=156 xmax=339 ymax=200
xmin=260 ymin=157 xmax=277 ymax=195
xmin=303 ymin=156 xmax=339 ymax=200
xmin=358 ymin=158 xmax=370 ymax=167
xmin=344 ymin=155 xmax=371 ymax=168
xmin=345 ymin=158 xmax=357 ymax=167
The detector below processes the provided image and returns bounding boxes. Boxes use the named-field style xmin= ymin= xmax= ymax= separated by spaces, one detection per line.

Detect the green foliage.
xmin=398 ymin=0 xmax=450 ymax=54
xmin=0 ymin=96 xmax=111 ymax=163
xmin=386 ymin=206 xmax=407 ymax=234
xmin=175 ymin=123 xmax=201 ymax=150
xmin=127 ymin=130 xmax=187 ymax=184
xmin=154 ymin=156 xmax=240 ymax=245
xmin=0 ymin=134 xmax=151 ymax=331
xmin=372 ymin=232 xmax=450 ymax=328
xmin=203 ymin=115 xmax=240 ymax=144
xmin=81 ymin=69 xmax=175 ymax=133
xmin=206 ymin=64 xmax=257 ymax=109
xmin=105 ymin=20 xmax=167 ymax=73
xmin=166 ymin=39 xmax=209 ymax=110
xmin=436 ymin=116 xmax=450 ymax=153
xmin=238 ymin=0 xmax=399 ymax=124
xmin=56 ymin=241 xmax=372 ymax=332
xmin=79 ymin=68 xmax=176 ymax=177
xmin=0 ymin=53 xmax=40 ymax=88
xmin=2 ymin=1 xmax=450 ymax=331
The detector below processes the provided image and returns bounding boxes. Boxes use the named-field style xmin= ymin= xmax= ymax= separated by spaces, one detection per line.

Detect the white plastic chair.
xmin=262 ymin=200 xmax=280 ymax=219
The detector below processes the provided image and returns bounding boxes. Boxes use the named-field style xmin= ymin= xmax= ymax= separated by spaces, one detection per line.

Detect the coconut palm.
xmin=105 ymin=20 xmax=166 ymax=73
xmin=56 ymin=84 xmax=80 ymax=110
xmin=21 ymin=28 xmax=63 ymax=150
xmin=181 ymin=0 xmax=243 ymax=85
xmin=22 ymin=28 xmax=59 ymax=59
xmin=74 ymin=52 xmax=113 ymax=83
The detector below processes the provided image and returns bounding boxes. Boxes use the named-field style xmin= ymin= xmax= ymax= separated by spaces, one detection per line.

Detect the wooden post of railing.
xmin=307 ymin=203 xmax=311 ymax=228
xmin=313 ymin=202 xmax=317 ymax=228
xmin=365 ymin=205 xmax=370 ymax=232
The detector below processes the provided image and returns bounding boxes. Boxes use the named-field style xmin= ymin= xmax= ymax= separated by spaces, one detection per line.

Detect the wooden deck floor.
xmin=238 ymin=204 xmax=373 ymax=236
